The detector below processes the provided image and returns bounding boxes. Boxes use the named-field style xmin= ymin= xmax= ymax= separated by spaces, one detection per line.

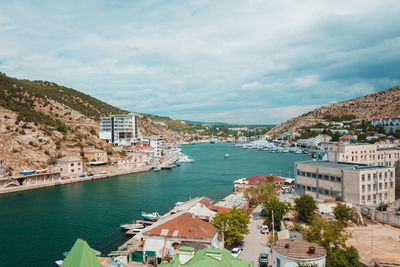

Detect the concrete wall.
xmin=355 ymin=204 xmax=400 ymax=228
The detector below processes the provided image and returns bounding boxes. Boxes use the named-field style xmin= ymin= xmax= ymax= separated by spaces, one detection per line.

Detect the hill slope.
xmin=0 ymin=73 xmax=200 ymax=173
xmin=268 ymin=86 xmax=400 ymax=137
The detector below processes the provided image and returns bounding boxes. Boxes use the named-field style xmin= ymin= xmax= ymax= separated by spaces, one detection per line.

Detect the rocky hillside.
xmin=268 ymin=86 xmax=400 ymax=137
xmin=0 ymin=73 xmax=200 ymax=174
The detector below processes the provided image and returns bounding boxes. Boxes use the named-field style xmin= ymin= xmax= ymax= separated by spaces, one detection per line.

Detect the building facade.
xmin=56 ymin=156 xmax=84 ymax=178
xmin=99 ymin=113 xmax=139 ymax=146
xmin=328 ymin=143 xmax=400 ymax=167
xmin=84 ymin=149 xmax=108 ymax=163
xmin=296 ymin=161 xmax=395 ymax=206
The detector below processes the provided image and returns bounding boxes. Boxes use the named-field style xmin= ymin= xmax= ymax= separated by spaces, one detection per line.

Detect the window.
xmin=307 ymin=186 xmax=311 ymax=191
xmin=373 ymin=173 xmax=376 ymax=180
xmin=368 ymin=174 xmax=371 ymax=180
xmin=379 ymin=183 xmax=382 ymax=190
xmin=373 ymin=184 xmax=376 ymax=191
xmin=307 ymin=172 xmax=311 ymax=177
xmin=324 ymin=175 xmax=329 ymax=180
xmin=362 ymin=174 xmax=365 ymax=182
xmin=362 ymin=196 xmax=365 ymax=201
xmin=71 ymin=163 xmax=74 ymax=167
xmin=368 ymin=195 xmax=371 ymax=201
xmin=336 ymin=177 xmax=342 ymax=183
xmin=324 ymin=190 xmax=329 ymax=195
xmin=312 ymin=173 xmax=316 ymax=178
xmin=318 ymin=174 xmax=323 ymax=179
xmin=301 ymin=171 xmax=305 ymax=176
xmin=379 ymin=173 xmax=382 ymax=180
xmin=385 ymin=182 xmax=387 ymax=190
xmin=330 ymin=176 xmax=336 ymax=182
xmin=362 ymin=185 xmax=365 ymax=192
xmin=78 ymin=162 xmax=81 ymax=166
xmin=368 ymin=185 xmax=371 ymax=192
xmin=391 ymin=182 xmax=393 ymax=189
xmin=71 ymin=169 xmax=74 ymax=172
xmin=312 ymin=187 xmax=317 ymax=192
xmin=385 ymin=172 xmax=387 ymax=179
xmin=384 ymin=193 xmax=388 ymax=199
xmin=297 ymin=170 xmax=300 ymax=175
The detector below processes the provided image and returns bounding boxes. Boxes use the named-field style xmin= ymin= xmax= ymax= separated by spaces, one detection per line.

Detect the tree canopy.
xmin=243 ymin=182 xmax=275 ymax=207
xmin=294 ymin=194 xmax=318 ymax=223
xmin=211 ymin=206 xmax=250 ymax=248
xmin=262 ymin=195 xmax=291 ymax=229
xmin=333 ymin=203 xmax=353 ymax=223
xmin=305 ymin=217 xmax=362 ymax=267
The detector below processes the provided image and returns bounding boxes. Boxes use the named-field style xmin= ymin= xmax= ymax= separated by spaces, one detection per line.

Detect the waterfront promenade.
xmin=0 ymin=154 xmax=179 ymax=195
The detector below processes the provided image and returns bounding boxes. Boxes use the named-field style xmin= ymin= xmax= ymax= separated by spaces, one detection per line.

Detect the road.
xmin=239 ymin=205 xmax=269 ymax=266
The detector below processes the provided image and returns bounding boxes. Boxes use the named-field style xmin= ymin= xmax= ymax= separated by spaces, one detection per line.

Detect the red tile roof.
xmin=244 ymin=174 xmax=285 ymax=186
xmin=146 ymin=213 xmax=218 ymax=239
xmin=199 ymin=199 xmax=231 ymax=213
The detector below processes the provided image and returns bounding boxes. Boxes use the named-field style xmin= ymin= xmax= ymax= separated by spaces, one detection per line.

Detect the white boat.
xmin=153 ymin=166 xmax=161 ymax=171
xmin=224 ymin=154 xmax=230 ymax=158
xmin=55 ymin=260 xmax=64 ymax=266
xmin=210 ymin=134 xmax=217 ymax=144
xmin=142 ymin=212 xmax=162 ymax=221
xmin=120 ymin=223 xmax=144 ymax=230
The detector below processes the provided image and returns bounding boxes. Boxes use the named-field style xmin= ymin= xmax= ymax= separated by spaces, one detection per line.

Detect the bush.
xmin=377 ymin=203 xmax=388 ymax=211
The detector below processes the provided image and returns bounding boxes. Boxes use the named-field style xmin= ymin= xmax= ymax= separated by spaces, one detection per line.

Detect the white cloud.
xmin=240 ymin=81 xmax=263 ymax=90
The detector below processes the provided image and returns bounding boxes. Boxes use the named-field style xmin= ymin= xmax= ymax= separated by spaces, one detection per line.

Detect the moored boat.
xmin=120 ymin=223 xmax=144 ymax=230
xmin=19 ymin=170 xmax=36 ymax=175
xmin=141 ymin=211 xmax=162 ymax=221
xmin=224 ymin=154 xmax=230 ymax=158
xmin=35 ymin=169 xmax=48 ymax=173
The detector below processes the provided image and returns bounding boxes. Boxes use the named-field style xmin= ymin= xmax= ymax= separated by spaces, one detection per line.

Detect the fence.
xmin=354 ymin=204 xmax=400 ymax=228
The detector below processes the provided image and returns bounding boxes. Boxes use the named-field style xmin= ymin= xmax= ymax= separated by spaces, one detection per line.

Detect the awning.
xmin=145 ymin=251 xmax=156 ymax=257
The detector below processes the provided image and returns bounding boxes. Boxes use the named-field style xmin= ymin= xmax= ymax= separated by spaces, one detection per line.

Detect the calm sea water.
xmin=0 ymin=143 xmax=309 ymax=267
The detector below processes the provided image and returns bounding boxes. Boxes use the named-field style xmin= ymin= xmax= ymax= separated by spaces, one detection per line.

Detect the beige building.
xmin=296 ymin=161 xmax=395 ymax=206
xmin=56 ymin=156 xmax=84 ymax=178
xmin=84 ymin=149 xmax=108 ymax=163
xmin=328 ymin=143 xmax=400 ymax=167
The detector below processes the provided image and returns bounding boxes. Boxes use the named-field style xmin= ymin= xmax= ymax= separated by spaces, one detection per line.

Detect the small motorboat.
xmin=19 ymin=170 xmax=36 ymax=175
xmin=120 ymin=223 xmax=144 ymax=230
xmin=142 ymin=212 xmax=162 ymax=221
xmin=224 ymin=154 xmax=230 ymax=158
xmin=35 ymin=169 xmax=48 ymax=173
xmin=153 ymin=166 xmax=161 ymax=172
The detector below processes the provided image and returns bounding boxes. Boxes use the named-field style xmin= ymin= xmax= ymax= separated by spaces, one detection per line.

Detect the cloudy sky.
xmin=1 ymin=1 xmax=400 ymax=124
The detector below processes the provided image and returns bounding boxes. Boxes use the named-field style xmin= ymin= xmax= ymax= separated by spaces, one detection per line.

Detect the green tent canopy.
xmin=62 ymin=238 xmax=103 ymax=267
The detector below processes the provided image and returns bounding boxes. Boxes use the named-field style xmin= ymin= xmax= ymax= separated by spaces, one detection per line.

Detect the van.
xmin=261 ymin=225 xmax=269 ymax=234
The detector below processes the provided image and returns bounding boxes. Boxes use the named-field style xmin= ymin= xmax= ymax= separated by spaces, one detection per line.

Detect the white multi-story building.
xmin=99 ymin=114 xmax=140 ymax=146
xmin=141 ymin=135 xmax=164 ymax=158
xmin=371 ymin=116 xmax=400 ymax=133
xmin=296 ymin=161 xmax=395 ymax=206
xmin=328 ymin=143 xmax=400 ymax=167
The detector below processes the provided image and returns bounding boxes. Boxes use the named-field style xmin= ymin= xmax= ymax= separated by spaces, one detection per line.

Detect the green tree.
xmin=333 ymin=203 xmax=353 ymax=223
xmin=294 ymin=194 xmax=318 ymax=223
xmin=262 ymin=195 xmax=291 ymax=229
xmin=305 ymin=217 xmax=362 ymax=267
xmin=211 ymin=206 xmax=250 ymax=248
xmin=243 ymin=182 xmax=275 ymax=207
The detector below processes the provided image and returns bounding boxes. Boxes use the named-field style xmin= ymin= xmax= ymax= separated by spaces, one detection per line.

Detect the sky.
xmin=0 ymin=1 xmax=400 ymax=124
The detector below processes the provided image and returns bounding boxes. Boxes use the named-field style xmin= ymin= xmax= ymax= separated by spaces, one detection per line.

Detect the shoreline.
xmin=0 ymin=155 xmax=179 ymax=196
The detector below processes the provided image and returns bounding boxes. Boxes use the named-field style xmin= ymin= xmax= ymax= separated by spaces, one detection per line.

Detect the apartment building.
xmin=328 ymin=143 xmax=400 ymax=167
xmin=141 ymin=135 xmax=164 ymax=158
xmin=99 ymin=113 xmax=139 ymax=146
xmin=56 ymin=156 xmax=84 ymax=178
xmin=296 ymin=161 xmax=395 ymax=206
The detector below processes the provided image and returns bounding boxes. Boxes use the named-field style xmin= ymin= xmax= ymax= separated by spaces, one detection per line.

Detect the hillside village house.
xmin=297 ymin=134 xmax=332 ymax=148
xmin=84 ymin=149 xmax=108 ymax=163
xmin=372 ymin=116 xmax=400 ymax=133
xmin=339 ymin=135 xmax=358 ymax=144
xmin=296 ymin=161 xmax=395 ymax=206
xmin=56 ymin=156 xmax=84 ymax=178
xmin=141 ymin=136 xmax=164 ymax=158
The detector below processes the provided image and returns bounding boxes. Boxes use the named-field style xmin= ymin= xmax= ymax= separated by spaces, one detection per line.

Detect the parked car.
xmin=261 ymin=225 xmax=269 ymax=234
xmin=87 ymin=173 xmax=94 ymax=177
xmin=79 ymin=174 xmax=86 ymax=178
xmin=237 ymin=240 xmax=244 ymax=250
xmin=259 ymin=253 xmax=268 ymax=266
xmin=100 ymin=171 xmax=108 ymax=174
xmin=231 ymin=248 xmax=242 ymax=258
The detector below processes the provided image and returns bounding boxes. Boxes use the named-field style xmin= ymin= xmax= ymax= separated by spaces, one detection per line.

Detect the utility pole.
xmin=272 ymin=210 xmax=275 ymax=244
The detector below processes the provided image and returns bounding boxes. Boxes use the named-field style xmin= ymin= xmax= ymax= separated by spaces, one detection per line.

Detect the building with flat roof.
xmin=99 ymin=113 xmax=139 ymax=146
xmin=270 ymin=239 xmax=326 ymax=267
xmin=296 ymin=160 xmax=395 ymax=206
xmin=84 ymin=149 xmax=108 ymax=163
xmin=56 ymin=156 xmax=84 ymax=178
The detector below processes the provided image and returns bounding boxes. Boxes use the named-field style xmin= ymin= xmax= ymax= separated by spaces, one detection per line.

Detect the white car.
xmin=261 ymin=225 xmax=269 ymax=234
xmin=231 ymin=248 xmax=242 ymax=257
